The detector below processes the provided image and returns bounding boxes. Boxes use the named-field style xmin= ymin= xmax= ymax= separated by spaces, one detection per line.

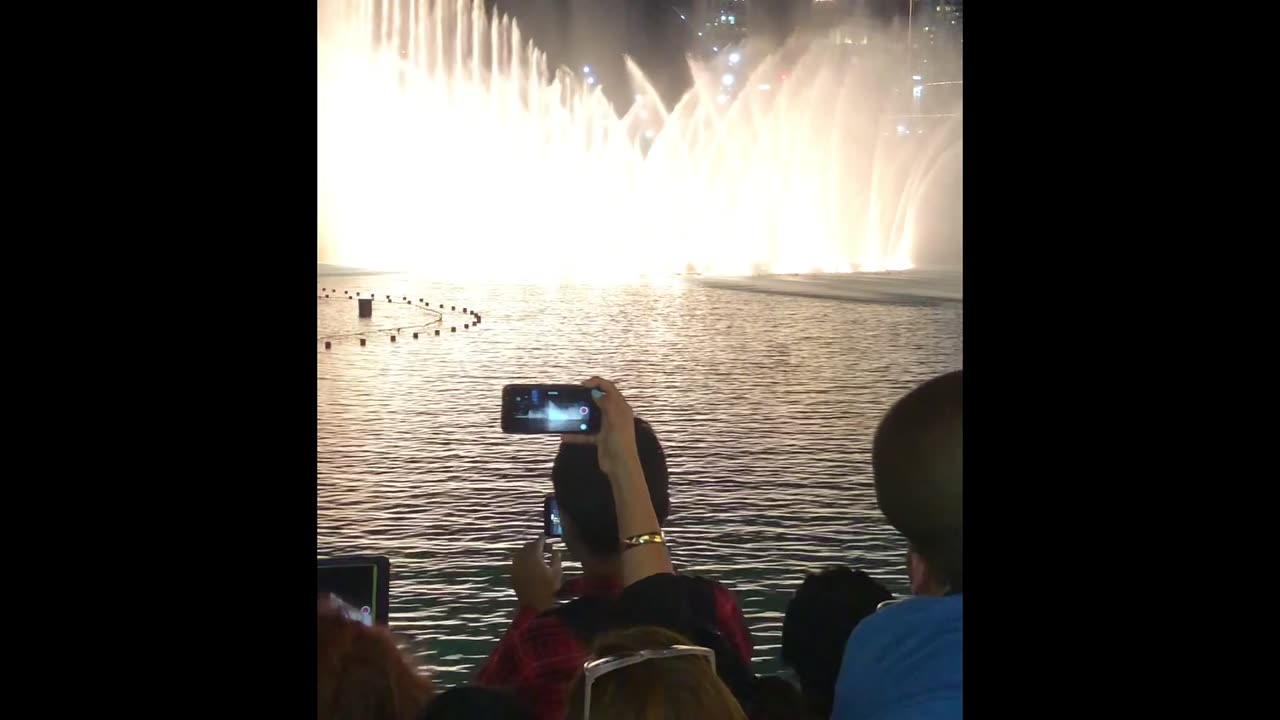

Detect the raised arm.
xmin=563 ymin=377 xmax=673 ymax=586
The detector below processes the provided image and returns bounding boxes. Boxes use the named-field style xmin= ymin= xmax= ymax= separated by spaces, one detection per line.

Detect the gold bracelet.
xmin=622 ymin=532 xmax=665 ymax=550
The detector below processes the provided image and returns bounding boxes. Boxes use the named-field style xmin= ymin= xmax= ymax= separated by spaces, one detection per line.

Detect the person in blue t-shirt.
xmin=833 ymin=370 xmax=963 ymax=720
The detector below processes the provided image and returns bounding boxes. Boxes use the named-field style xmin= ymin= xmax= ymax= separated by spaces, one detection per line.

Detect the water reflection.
xmin=318 ymin=276 xmax=961 ymax=684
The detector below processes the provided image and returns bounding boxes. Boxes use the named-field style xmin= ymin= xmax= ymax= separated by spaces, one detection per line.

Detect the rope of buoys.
xmin=318 ymin=289 xmax=485 ymax=347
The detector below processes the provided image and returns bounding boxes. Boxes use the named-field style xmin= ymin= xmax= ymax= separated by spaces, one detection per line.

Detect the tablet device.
xmin=318 ymin=555 xmax=390 ymax=626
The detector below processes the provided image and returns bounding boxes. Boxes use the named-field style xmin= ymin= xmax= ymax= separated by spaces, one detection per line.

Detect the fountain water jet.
xmin=318 ymin=0 xmax=962 ymax=281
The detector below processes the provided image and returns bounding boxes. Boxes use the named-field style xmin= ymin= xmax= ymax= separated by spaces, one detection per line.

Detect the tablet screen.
xmin=318 ymin=556 xmax=389 ymax=626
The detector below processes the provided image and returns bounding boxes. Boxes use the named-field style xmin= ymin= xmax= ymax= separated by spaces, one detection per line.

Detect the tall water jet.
xmin=318 ymin=0 xmax=962 ymax=280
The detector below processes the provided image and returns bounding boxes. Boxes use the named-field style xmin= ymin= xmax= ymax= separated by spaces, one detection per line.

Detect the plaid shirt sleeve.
xmin=712 ymin=582 xmax=755 ymax=668
xmin=474 ymin=606 xmax=536 ymax=688
xmin=475 ymin=607 xmax=589 ymax=720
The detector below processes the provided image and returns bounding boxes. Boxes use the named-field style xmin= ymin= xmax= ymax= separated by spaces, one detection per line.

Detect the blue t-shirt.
xmin=832 ymin=594 xmax=962 ymax=720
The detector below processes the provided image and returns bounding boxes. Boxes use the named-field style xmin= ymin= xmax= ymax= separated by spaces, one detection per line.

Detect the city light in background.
xmin=317 ymin=0 xmax=961 ymax=281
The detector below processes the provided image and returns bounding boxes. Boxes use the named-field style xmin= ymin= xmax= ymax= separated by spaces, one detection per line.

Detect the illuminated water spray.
xmin=318 ymin=0 xmax=962 ymax=280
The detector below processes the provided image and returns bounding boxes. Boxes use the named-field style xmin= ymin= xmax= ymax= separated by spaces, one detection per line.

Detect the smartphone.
xmin=543 ymin=493 xmax=562 ymax=538
xmin=501 ymin=384 xmax=601 ymax=435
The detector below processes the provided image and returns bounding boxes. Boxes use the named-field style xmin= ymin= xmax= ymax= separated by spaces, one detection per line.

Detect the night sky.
xmin=485 ymin=1 xmax=924 ymax=110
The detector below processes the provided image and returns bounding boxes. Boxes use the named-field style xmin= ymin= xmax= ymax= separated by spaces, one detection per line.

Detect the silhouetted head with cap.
xmin=872 ymin=370 xmax=963 ymax=595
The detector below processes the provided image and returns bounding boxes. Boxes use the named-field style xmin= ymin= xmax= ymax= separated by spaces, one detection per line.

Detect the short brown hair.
xmin=564 ymin=626 xmax=747 ymax=720
xmin=872 ymin=370 xmax=963 ymax=591
xmin=318 ymin=598 xmax=436 ymax=720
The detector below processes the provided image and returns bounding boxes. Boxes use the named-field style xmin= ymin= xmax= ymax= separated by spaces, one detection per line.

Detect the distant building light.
xmin=698 ymin=32 xmax=703 ymax=36
xmin=758 ymin=84 xmax=772 ymax=91
xmin=713 ymin=46 xmax=719 ymax=52
xmin=912 ymin=75 xmax=922 ymax=80
xmin=729 ymin=52 xmax=741 ymax=65
xmin=722 ymin=73 xmax=735 ymax=86
xmin=586 ymin=76 xmax=596 ymax=85
xmin=644 ymin=129 xmax=656 ymax=139
xmin=583 ymin=65 xmax=591 ymax=74
xmin=717 ymin=94 xmax=729 ymax=105
xmin=897 ymin=124 xmax=909 ymax=136
xmin=728 ymin=16 xmax=735 ymax=24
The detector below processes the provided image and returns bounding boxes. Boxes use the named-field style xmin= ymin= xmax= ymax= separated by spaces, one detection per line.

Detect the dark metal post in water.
xmin=358 ymin=298 xmax=373 ymax=318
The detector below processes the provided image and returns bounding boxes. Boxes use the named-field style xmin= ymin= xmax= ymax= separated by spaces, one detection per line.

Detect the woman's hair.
xmin=419 ymin=686 xmax=531 ymax=720
xmin=318 ymin=597 xmax=436 ymax=720
xmin=564 ymin=626 xmax=747 ymax=720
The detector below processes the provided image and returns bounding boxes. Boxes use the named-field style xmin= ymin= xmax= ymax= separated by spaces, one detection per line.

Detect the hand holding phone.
xmin=510 ymin=534 xmax=562 ymax=612
xmin=543 ymin=493 xmax=562 ymax=538
xmin=502 ymin=384 xmax=601 ymax=435
xmin=559 ymin=377 xmax=639 ymax=480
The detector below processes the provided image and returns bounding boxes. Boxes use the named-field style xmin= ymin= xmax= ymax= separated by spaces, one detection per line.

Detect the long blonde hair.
xmin=564 ymin=626 xmax=747 ymax=720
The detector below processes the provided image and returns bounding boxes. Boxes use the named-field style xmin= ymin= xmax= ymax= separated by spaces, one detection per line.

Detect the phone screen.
xmin=544 ymin=493 xmax=563 ymax=538
xmin=318 ymin=560 xmax=384 ymax=625
xmin=502 ymin=384 xmax=601 ymax=434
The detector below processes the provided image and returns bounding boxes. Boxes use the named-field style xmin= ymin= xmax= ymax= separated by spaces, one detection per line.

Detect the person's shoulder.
xmin=609 ymin=574 xmax=730 ymax=626
xmin=632 ymin=572 xmax=736 ymax=593
xmin=844 ymin=595 xmax=962 ymax=677
xmin=622 ymin=573 xmax=741 ymax=608
xmin=834 ymin=596 xmax=962 ymax=720
xmin=866 ymin=594 xmax=961 ymax=629
xmin=541 ymin=592 xmax=615 ymax=641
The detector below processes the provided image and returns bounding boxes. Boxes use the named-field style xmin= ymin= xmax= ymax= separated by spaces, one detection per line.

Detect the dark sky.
xmin=490 ymin=0 xmax=693 ymax=109
xmin=484 ymin=1 xmax=922 ymax=109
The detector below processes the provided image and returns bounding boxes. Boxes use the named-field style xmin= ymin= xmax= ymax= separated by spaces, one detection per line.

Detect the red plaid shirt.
xmin=476 ymin=574 xmax=754 ymax=720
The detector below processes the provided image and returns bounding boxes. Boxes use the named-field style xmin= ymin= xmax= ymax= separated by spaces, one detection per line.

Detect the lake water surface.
xmin=317 ymin=274 xmax=961 ymax=685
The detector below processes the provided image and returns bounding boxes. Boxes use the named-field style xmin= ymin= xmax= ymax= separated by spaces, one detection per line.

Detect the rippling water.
xmin=317 ymin=275 xmax=962 ymax=686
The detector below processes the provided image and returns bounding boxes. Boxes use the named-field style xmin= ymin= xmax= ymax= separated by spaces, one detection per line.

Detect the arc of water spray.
xmin=318 ymin=0 xmax=961 ymax=280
